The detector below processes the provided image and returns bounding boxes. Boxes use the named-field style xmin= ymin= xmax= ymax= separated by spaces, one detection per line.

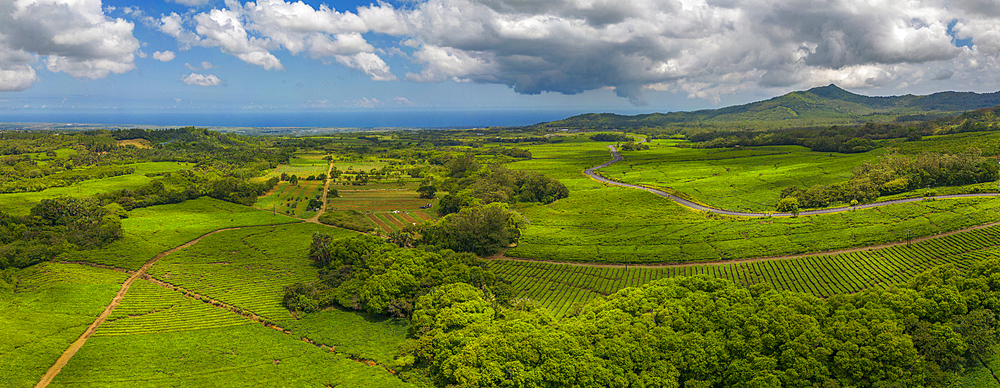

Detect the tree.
xmin=421 ymin=203 xmax=524 ymax=256
xmin=446 ymin=153 xmax=478 ymax=178
xmin=417 ymin=185 xmax=437 ymax=199
xmin=776 ymin=196 xmax=799 ymax=214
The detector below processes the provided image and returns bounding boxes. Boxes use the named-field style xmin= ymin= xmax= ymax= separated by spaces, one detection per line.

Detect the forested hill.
xmin=535 ymin=85 xmax=1000 ymax=130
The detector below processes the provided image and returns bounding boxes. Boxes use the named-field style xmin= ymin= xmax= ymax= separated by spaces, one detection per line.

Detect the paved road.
xmin=584 ymin=145 xmax=1000 ymax=217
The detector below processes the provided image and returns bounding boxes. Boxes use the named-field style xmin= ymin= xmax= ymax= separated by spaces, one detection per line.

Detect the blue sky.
xmin=3 ymin=0 xmax=1000 ymax=126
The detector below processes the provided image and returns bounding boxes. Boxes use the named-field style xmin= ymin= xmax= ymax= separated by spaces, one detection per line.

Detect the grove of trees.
xmin=394 ymin=259 xmax=1000 ymax=388
xmin=778 ymin=149 xmax=999 ymax=209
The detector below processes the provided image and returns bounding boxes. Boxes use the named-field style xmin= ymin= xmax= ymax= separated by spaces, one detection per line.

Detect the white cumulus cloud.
xmin=152 ymin=50 xmax=175 ymax=62
xmin=0 ymin=0 xmax=139 ymax=91
xmin=156 ymin=0 xmax=396 ymax=80
xmin=181 ymin=73 xmax=223 ymax=86
xmin=169 ymin=0 xmax=213 ymax=7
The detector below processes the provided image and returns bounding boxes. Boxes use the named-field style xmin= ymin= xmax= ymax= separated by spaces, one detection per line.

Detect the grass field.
xmin=50 ymin=321 xmax=411 ymax=387
xmin=601 ymin=140 xmax=882 ymax=211
xmin=254 ymin=180 xmax=325 ymax=219
xmin=0 ymin=161 xmax=192 ymax=216
xmin=95 ymin=279 xmax=252 ymax=336
xmin=280 ymin=309 xmax=410 ymax=365
xmin=507 ymin=137 xmax=1000 ymax=264
xmin=147 ymin=223 xmax=354 ymax=322
xmin=64 ymin=197 xmax=299 ymax=270
xmin=0 ymin=263 xmax=128 ymax=388
xmin=143 ymin=222 xmax=410 ymax=367
xmin=257 ymin=152 xmax=330 ymax=182
xmin=892 ymin=130 xmax=1000 ymax=156
xmin=494 ymin=224 xmax=1000 ymax=318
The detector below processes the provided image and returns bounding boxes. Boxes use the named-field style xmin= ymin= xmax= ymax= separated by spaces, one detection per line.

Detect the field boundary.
xmin=585 ymin=144 xmax=1000 ymax=217
xmin=493 ymin=220 xmax=1000 ymax=269
xmin=36 ymin=225 xmax=393 ymax=387
xmin=34 ymin=225 xmax=273 ymax=388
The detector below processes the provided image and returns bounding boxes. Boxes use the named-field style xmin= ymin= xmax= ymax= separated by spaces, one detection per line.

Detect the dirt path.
xmin=34 ymin=228 xmax=241 ymax=388
xmin=492 ymin=220 xmax=1000 ymax=269
xmin=48 ymin=236 xmax=396 ymax=378
xmin=306 ymin=161 xmax=335 ymax=224
xmin=585 ymin=144 xmax=1000 ymax=217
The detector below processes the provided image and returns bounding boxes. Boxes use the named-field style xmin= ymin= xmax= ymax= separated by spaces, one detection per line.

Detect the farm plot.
xmin=280 ymin=309 xmax=409 ymax=365
xmin=509 ymin=178 xmax=1000 ymax=264
xmin=147 ymin=223 xmax=353 ymax=322
xmin=493 ymin=224 xmax=1000 ymax=318
xmin=144 ymin=222 xmax=408 ymax=364
xmin=327 ymin=190 xmax=437 ymax=233
xmin=0 ymin=262 xmax=128 ymax=388
xmin=95 ymin=279 xmax=251 ymax=336
xmin=49 ymin=323 xmax=411 ymax=388
xmin=509 ymin=137 xmax=1000 ymax=264
xmin=254 ymin=180 xmax=325 ymax=219
xmin=64 ymin=197 xmax=299 ymax=270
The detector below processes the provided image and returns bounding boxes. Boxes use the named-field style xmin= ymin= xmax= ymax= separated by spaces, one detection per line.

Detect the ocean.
xmin=0 ymin=109 xmax=603 ymax=129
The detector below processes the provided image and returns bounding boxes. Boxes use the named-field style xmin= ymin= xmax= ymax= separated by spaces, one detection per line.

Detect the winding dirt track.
xmin=584 ymin=144 xmax=1000 ymax=217
xmin=34 ymin=227 xmax=242 ymax=388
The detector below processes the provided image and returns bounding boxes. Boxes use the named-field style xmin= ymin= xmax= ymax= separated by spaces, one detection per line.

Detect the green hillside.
xmin=538 ymin=84 xmax=1000 ymax=130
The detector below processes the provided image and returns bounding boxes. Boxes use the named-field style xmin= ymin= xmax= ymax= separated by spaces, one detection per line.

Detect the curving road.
xmin=584 ymin=144 xmax=1000 ymax=217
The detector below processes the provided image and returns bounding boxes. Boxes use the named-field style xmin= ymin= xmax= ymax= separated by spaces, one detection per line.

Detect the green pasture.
xmin=509 ymin=186 xmax=1000 ymax=263
xmin=494 ymin=224 xmax=1000 ymax=318
xmin=508 ymin=137 xmax=1000 ymax=264
xmin=602 ymin=140 xmax=882 ymax=211
xmin=0 ymin=161 xmax=192 ymax=216
xmin=891 ymin=130 xmax=1000 ymax=156
xmin=64 ymin=197 xmax=299 ymax=270
xmin=281 ymin=309 xmax=410 ymax=365
xmin=144 ymin=222 xmax=408 ymax=364
xmin=254 ymin=180 xmax=325 ymax=219
xmin=255 ymin=151 xmax=329 ymax=182
xmin=49 ymin=322 xmax=410 ymax=387
xmin=96 ymin=279 xmax=252 ymax=336
xmin=0 ymin=263 xmax=127 ymax=388
xmin=147 ymin=223 xmax=355 ymax=322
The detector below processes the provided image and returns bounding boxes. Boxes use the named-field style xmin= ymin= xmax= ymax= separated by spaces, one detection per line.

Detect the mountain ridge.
xmin=536 ymin=85 xmax=1000 ymax=130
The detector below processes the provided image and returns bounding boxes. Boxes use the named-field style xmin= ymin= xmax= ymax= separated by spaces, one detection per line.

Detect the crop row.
xmin=365 ymin=211 xmax=428 ymax=233
xmin=146 ymin=224 xmax=339 ymax=321
xmin=96 ymin=279 xmax=250 ymax=336
xmin=491 ymin=225 xmax=1000 ymax=318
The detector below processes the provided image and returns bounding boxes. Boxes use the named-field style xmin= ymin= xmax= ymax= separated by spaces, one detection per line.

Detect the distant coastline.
xmin=0 ymin=109 xmax=611 ymax=132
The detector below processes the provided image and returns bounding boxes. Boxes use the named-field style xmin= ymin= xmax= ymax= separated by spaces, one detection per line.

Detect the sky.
xmin=3 ymin=0 xmax=1000 ymax=127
